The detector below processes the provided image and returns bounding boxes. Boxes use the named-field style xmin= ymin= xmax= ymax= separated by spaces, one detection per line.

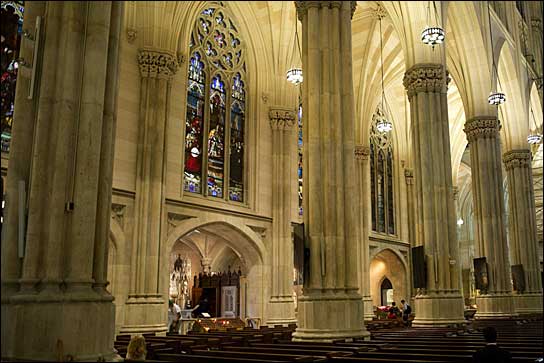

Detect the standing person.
xmin=473 ymin=327 xmax=512 ymax=363
xmin=401 ymin=299 xmax=411 ymax=326
xmin=168 ymin=299 xmax=182 ymax=334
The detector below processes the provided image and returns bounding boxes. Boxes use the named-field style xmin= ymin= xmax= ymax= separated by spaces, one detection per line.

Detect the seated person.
xmin=126 ymin=335 xmax=146 ymax=361
xmin=473 ymin=327 xmax=512 ymax=363
xmin=387 ymin=302 xmax=401 ymax=319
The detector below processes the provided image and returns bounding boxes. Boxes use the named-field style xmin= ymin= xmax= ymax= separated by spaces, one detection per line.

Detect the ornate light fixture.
xmin=286 ymin=15 xmax=303 ymax=84
xmin=286 ymin=68 xmax=303 ymax=84
xmin=377 ymin=12 xmax=392 ymax=133
xmin=487 ymin=2 xmax=506 ymax=106
xmin=488 ymin=92 xmax=506 ymax=105
xmin=421 ymin=1 xmax=445 ymax=48
xmin=527 ymin=133 xmax=542 ymax=144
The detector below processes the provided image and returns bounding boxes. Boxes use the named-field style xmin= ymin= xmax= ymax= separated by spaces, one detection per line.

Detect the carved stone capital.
xmin=111 ymin=203 xmax=126 ymax=229
xmin=404 ymin=168 xmax=414 ymax=184
xmin=354 ymin=145 xmax=370 ymax=162
xmin=452 ymin=186 xmax=459 ymax=200
xmin=269 ymin=107 xmax=296 ymax=131
xmin=138 ymin=48 xmax=178 ymax=80
xmin=295 ymin=1 xmax=356 ymax=20
xmin=503 ymin=149 xmax=532 ymax=170
xmin=403 ymin=64 xmax=446 ymax=96
xmin=126 ymin=28 xmax=137 ymax=43
xmin=531 ymin=18 xmax=542 ymax=30
xmin=463 ymin=116 xmax=501 ymax=142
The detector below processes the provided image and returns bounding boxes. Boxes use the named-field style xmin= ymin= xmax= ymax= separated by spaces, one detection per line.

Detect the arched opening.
xmin=164 ymin=219 xmax=266 ymax=324
xmin=380 ymin=278 xmax=393 ymax=306
xmin=369 ymin=248 xmax=408 ymax=309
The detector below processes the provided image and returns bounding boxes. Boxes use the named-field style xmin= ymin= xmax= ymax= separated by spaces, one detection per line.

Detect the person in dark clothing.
xmin=193 ymin=296 xmax=210 ymax=317
xmin=473 ymin=327 xmax=512 ymax=363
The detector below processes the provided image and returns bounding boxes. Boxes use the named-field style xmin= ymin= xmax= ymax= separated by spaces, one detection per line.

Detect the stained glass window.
xmin=370 ymin=105 xmax=395 ymax=235
xmin=1 ymin=1 xmax=24 ymax=154
xmin=184 ymin=3 xmax=246 ymax=202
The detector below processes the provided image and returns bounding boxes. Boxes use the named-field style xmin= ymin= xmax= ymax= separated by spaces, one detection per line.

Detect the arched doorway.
xmin=369 ymin=248 xmax=408 ymax=308
xmin=380 ymin=278 xmax=393 ymax=306
xmin=163 ymin=219 xmax=266 ymax=322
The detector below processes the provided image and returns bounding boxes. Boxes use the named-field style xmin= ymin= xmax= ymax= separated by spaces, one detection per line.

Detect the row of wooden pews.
xmin=113 ymin=316 xmax=543 ymax=363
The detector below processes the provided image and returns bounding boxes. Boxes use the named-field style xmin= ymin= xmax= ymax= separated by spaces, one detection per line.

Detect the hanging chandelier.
xmin=488 ymin=92 xmax=506 ymax=105
xmin=287 ymin=15 xmax=303 ymax=85
xmin=286 ymin=68 xmax=303 ymax=84
xmin=376 ymin=112 xmax=393 ymax=133
xmin=377 ymin=14 xmax=392 ymax=133
xmin=421 ymin=1 xmax=445 ymax=48
xmin=487 ymin=2 xmax=506 ymax=107
xmin=527 ymin=133 xmax=542 ymax=144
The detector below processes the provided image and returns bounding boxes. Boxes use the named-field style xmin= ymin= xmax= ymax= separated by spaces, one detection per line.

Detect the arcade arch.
xmin=369 ymin=248 xmax=408 ymax=308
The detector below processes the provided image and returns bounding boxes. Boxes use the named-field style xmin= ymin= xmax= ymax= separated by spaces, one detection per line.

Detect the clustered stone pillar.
xmin=293 ymin=1 xmax=369 ymax=341
xmin=355 ymin=145 xmax=374 ymax=321
xmin=1 ymin=2 xmax=123 ymax=361
xmin=404 ymin=168 xmax=416 ymax=298
xmin=503 ymin=149 xmax=543 ymax=313
xmin=403 ymin=64 xmax=465 ymax=326
xmin=121 ymin=48 xmax=178 ymax=334
xmin=267 ymin=107 xmax=297 ymax=326
xmin=463 ymin=116 xmax=515 ymax=317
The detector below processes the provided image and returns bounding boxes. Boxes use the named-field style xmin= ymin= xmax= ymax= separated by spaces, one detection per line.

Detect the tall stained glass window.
xmin=370 ymin=105 xmax=395 ymax=235
xmin=1 ymin=1 xmax=24 ymax=154
xmin=184 ymin=3 xmax=246 ymax=202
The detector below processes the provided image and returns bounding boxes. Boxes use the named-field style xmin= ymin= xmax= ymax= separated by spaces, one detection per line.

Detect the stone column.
xmin=293 ymin=1 xmax=369 ymax=341
xmin=120 ymin=48 xmax=177 ymax=334
xmin=266 ymin=107 xmax=297 ymax=326
xmin=1 ymin=2 xmax=123 ymax=361
xmin=355 ymin=145 xmax=374 ymax=321
xmin=463 ymin=116 xmax=515 ymax=318
xmin=503 ymin=149 xmax=543 ymax=313
xmin=403 ymin=64 xmax=465 ymax=326
xmin=404 ymin=168 xmax=416 ymax=298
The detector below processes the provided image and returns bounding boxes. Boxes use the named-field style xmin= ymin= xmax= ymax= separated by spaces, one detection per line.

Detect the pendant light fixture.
xmin=487 ymin=3 xmax=506 ymax=106
xmin=523 ymin=54 xmax=542 ymax=144
xmin=286 ymin=15 xmax=303 ymax=85
xmin=421 ymin=1 xmax=445 ymax=48
xmin=376 ymin=13 xmax=393 ymax=133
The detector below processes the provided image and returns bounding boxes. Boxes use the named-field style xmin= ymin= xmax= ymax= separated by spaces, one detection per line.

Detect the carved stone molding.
xmin=403 ymin=63 xmax=447 ymax=96
xmin=452 ymin=186 xmax=459 ymax=200
xmin=463 ymin=116 xmax=501 ymax=142
xmin=111 ymin=203 xmax=126 ymax=229
xmin=295 ymin=1 xmax=357 ymax=20
xmin=354 ymin=145 xmax=370 ymax=162
xmin=373 ymin=3 xmax=387 ymax=20
xmin=269 ymin=107 xmax=296 ymax=131
xmin=247 ymin=225 xmax=267 ymax=239
xmin=126 ymin=28 xmax=137 ymax=43
xmin=167 ymin=212 xmax=195 ymax=234
xmin=531 ymin=18 xmax=542 ymax=31
xmin=404 ymin=168 xmax=414 ymax=185
xmin=137 ymin=48 xmax=178 ymax=80
xmin=503 ymin=149 xmax=532 ymax=170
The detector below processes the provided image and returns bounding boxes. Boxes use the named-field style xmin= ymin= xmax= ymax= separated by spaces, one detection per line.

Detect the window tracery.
xmin=370 ymin=105 xmax=395 ymax=235
xmin=184 ymin=4 xmax=246 ymax=202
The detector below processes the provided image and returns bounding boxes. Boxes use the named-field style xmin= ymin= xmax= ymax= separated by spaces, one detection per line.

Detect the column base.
xmin=474 ymin=293 xmax=516 ymax=319
xmin=119 ymin=294 xmax=168 ymax=335
xmin=266 ymin=296 xmax=297 ymax=326
xmin=292 ymin=291 xmax=369 ymax=342
xmin=411 ymin=291 xmax=466 ymax=327
xmin=512 ymin=293 xmax=543 ymax=315
xmin=1 ymin=298 xmax=115 ymax=361
xmin=362 ymin=295 xmax=374 ymax=321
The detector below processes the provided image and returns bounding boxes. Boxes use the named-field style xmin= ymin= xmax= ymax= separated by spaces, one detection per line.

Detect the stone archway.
xmin=163 ymin=216 xmax=268 ymax=321
xmin=369 ymin=248 xmax=408 ymax=308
